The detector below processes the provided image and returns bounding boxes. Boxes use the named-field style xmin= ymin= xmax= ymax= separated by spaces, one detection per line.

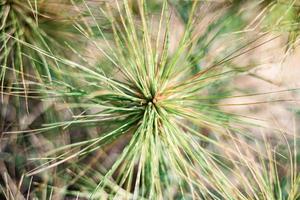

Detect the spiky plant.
xmin=5 ymin=0 xmax=296 ymax=199
xmin=1 ymin=0 xmax=299 ymax=199
xmin=58 ymin=128 xmax=299 ymax=199
xmin=0 ymin=1 xmax=87 ymax=199
xmin=262 ymin=0 xmax=300 ymax=51
xmin=0 ymin=0 xmax=85 ymax=108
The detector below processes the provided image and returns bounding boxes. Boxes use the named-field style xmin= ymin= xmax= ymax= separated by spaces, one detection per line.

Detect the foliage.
xmin=0 ymin=0 xmax=299 ymax=199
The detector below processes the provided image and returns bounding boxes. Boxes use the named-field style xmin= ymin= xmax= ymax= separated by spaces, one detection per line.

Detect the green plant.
xmin=0 ymin=0 xmax=84 ymax=109
xmin=0 ymin=0 xmax=299 ymax=199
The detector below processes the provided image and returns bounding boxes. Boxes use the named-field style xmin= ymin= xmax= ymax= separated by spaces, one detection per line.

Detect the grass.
xmin=0 ymin=0 xmax=299 ymax=199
